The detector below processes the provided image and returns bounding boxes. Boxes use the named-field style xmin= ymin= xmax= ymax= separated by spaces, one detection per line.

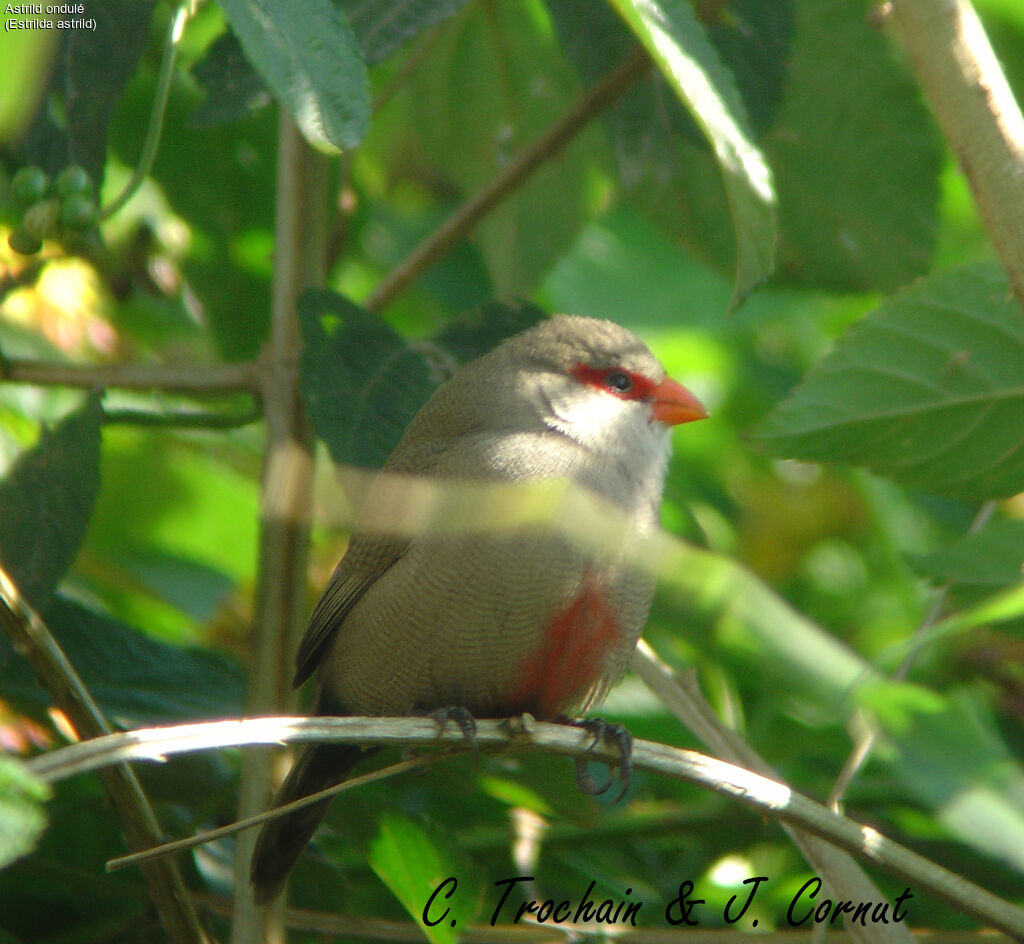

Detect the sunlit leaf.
xmin=219 ymin=0 xmax=369 ymax=152
xmin=369 ymin=812 xmax=479 ymax=944
xmin=759 ymin=264 xmax=1024 ymax=500
xmin=0 ymin=756 xmax=50 ymax=871
xmin=606 ymin=0 xmax=776 ymax=306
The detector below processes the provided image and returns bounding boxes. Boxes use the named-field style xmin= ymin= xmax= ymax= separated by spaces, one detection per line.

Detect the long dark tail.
xmin=249 ymin=741 xmax=368 ymax=904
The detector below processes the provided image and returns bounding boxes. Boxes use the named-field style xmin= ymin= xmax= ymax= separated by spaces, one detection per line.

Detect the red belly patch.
xmin=508 ymin=573 xmax=622 ymax=720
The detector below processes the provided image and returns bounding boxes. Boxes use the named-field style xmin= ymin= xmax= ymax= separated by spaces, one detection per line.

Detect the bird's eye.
xmin=603 ymin=370 xmax=633 ymax=392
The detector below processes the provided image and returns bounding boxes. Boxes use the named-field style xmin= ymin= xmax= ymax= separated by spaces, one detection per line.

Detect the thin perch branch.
xmin=0 ymin=565 xmax=210 ymax=944
xmin=631 ymin=641 xmax=913 ymax=944
xmin=363 ymin=46 xmax=652 ymax=313
xmin=19 ymin=714 xmax=1024 ymax=940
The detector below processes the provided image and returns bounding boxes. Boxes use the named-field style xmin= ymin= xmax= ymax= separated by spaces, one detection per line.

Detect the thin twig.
xmin=107 ymin=753 xmax=444 ymax=872
xmin=828 ymin=501 xmax=998 ymax=811
xmin=0 ymin=358 xmax=260 ymax=395
xmin=0 ymin=565 xmax=210 ymax=944
xmin=100 ymin=3 xmax=190 ymax=221
xmin=19 ymin=713 xmax=1024 ymax=940
xmin=363 ymin=46 xmax=652 ymax=313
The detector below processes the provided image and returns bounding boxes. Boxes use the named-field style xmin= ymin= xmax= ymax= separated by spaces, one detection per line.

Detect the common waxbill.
xmin=250 ymin=315 xmax=706 ymax=903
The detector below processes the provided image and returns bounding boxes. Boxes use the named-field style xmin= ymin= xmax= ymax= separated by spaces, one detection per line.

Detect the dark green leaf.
xmin=0 ymin=394 xmax=102 ymax=611
xmin=606 ymin=0 xmax=776 ymax=307
xmin=911 ymin=519 xmax=1024 ymax=592
xmin=0 ymin=756 xmax=50 ymax=870
xmin=188 ymin=30 xmax=271 ymax=127
xmin=218 ymin=0 xmax=369 ymax=152
xmin=433 ymin=300 xmax=545 ymax=364
xmin=0 ymin=596 xmax=245 ymax=727
xmin=18 ymin=0 xmax=154 ymax=184
xmin=298 ymin=290 xmax=437 ymax=467
xmin=759 ymin=264 xmax=1024 ymax=501
xmin=342 ymin=0 xmax=470 ymax=63
xmin=765 ymin=0 xmax=942 ymax=291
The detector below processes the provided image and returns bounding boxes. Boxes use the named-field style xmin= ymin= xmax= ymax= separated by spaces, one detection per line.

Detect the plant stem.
xmin=889 ymin=0 xmax=1024 ymax=313
xmin=100 ymin=3 xmax=190 ymax=221
xmin=363 ymin=46 xmax=652 ymax=313
xmin=0 ymin=565 xmax=210 ymax=944
xmin=230 ymin=112 xmax=327 ymax=944
xmin=22 ymin=713 xmax=1024 ymax=941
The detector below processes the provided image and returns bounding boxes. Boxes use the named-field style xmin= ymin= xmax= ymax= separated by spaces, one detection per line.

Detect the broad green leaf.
xmin=299 ymin=290 xmax=438 ymax=467
xmin=218 ymin=0 xmax=369 ymax=152
xmin=911 ymin=519 xmax=1024 ymax=593
xmin=0 ymin=394 xmax=102 ymax=611
xmin=369 ymin=812 xmax=479 ymax=944
xmin=395 ymin=0 xmax=597 ymax=296
xmin=759 ymin=263 xmax=1024 ymax=501
xmin=864 ymin=684 xmax=1024 ymax=873
xmin=0 ymin=595 xmax=245 ymax=727
xmin=765 ymin=0 xmax=942 ymax=291
xmin=0 ymin=757 xmax=50 ymax=871
xmin=188 ymin=30 xmax=271 ymax=127
xmin=18 ymin=0 xmax=153 ymax=184
xmin=605 ymin=0 xmax=776 ymax=307
xmin=342 ymin=0 xmax=470 ymax=63
xmin=299 ymin=293 xmax=542 ymax=467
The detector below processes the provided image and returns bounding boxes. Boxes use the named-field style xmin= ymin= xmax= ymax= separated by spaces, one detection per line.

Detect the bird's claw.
xmin=564 ymin=717 xmax=632 ymax=802
xmin=430 ymin=706 xmax=479 ymax=762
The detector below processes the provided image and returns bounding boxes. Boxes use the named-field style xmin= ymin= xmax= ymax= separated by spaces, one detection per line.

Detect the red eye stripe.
xmin=571 ymin=362 xmax=656 ymax=401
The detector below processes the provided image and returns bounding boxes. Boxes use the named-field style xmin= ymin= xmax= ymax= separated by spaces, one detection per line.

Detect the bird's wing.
xmin=293 ymin=535 xmax=408 ymax=688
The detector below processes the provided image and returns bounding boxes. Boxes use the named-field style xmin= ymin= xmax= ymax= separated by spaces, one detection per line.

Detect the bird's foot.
xmin=429 ymin=706 xmax=479 ymax=761
xmin=561 ymin=717 xmax=632 ymax=803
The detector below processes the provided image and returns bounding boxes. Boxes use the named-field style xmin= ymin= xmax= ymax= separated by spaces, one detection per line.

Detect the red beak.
xmin=650 ymin=377 xmax=708 ymax=426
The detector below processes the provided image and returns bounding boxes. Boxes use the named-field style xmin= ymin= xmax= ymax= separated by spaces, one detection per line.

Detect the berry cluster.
xmin=6 ymin=165 xmax=98 ymax=256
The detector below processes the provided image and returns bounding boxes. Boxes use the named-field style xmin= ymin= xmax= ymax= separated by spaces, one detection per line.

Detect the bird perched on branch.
xmin=250 ymin=315 xmax=707 ymax=903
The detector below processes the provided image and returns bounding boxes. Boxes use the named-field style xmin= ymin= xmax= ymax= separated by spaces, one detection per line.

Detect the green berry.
xmin=8 ymin=227 xmax=42 ymax=256
xmin=10 ymin=166 xmax=50 ymax=206
xmin=60 ymin=194 xmax=98 ymax=232
xmin=55 ymin=165 xmax=93 ymax=198
xmin=22 ymin=198 xmax=60 ymax=240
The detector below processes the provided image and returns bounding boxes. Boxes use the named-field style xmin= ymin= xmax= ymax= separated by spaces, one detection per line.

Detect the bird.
xmin=249 ymin=315 xmax=707 ymax=903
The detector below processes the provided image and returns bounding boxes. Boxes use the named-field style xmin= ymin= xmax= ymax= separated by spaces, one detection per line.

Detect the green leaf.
xmin=911 ymin=519 xmax=1024 ymax=593
xmin=865 ymin=684 xmax=1024 ymax=874
xmin=368 ymin=812 xmax=479 ymax=944
xmin=218 ymin=0 xmax=369 ymax=152
xmin=433 ymin=300 xmax=545 ymax=363
xmin=0 ymin=394 xmax=102 ymax=611
xmin=342 ymin=0 xmax=470 ymax=63
xmin=298 ymin=291 xmax=438 ymax=468
xmin=764 ymin=0 xmax=942 ymax=291
xmin=0 ymin=756 xmax=50 ymax=871
xmin=396 ymin=0 xmax=597 ymax=296
xmin=605 ymin=0 xmax=776 ymax=307
xmin=188 ymin=29 xmax=272 ymax=127
xmin=18 ymin=0 xmax=154 ymax=184
xmin=759 ymin=263 xmax=1024 ymax=501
